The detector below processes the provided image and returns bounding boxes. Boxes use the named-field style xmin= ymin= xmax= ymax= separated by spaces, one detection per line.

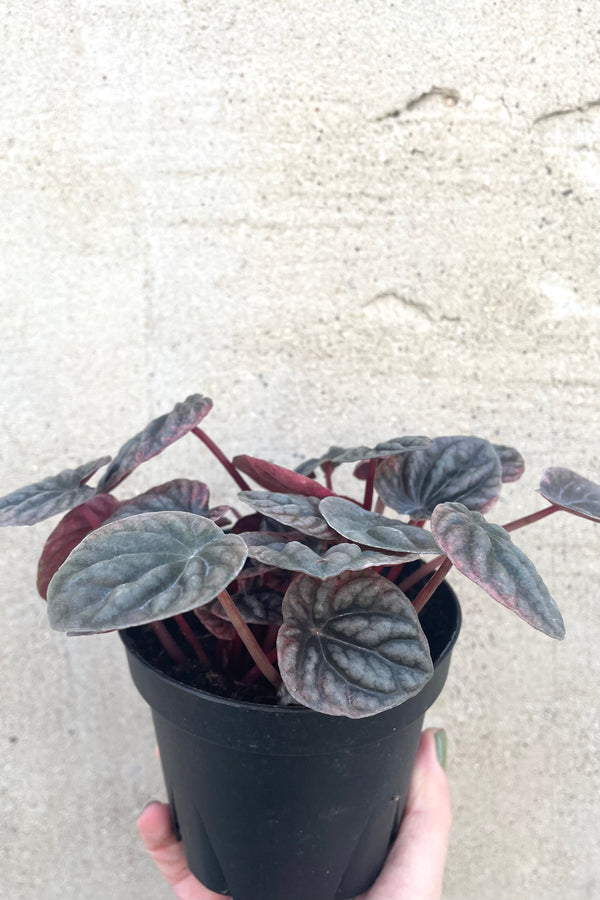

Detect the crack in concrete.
xmin=376 ymin=87 xmax=460 ymax=121
xmin=534 ymin=98 xmax=600 ymax=124
xmin=364 ymin=290 xmax=433 ymax=319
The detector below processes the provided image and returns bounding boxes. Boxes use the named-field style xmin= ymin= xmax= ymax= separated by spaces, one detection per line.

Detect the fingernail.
xmin=434 ymin=728 xmax=447 ymax=770
xmin=139 ymin=800 xmax=158 ymax=816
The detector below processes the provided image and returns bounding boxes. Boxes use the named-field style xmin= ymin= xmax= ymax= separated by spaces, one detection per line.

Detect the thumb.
xmin=361 ymin=728 xmax=451 ymax=900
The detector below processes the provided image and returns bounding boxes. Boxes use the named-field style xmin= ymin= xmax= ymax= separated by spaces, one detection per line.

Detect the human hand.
xmin=137 ymin=727 xmax=451 ymax=900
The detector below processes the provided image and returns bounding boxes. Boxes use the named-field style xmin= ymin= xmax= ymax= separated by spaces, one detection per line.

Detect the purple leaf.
xmin=538 ymin=467 xmax=600 ymax=522
xmin=194 ymin=605 xmax=237 ymax=640
xmin=493 ymin=444 xmax=525 ymax=483
xmin=319 ymin=497 xmax=440 ymax=554
xmin=277 ymin=571 xmax=433 ymax=717
xmin=106 ymin=479 xmax=228 ymax=523
xmin=431 ymin=502 xmax=565 ymax=639
xmin=37 ymin=494 xmax=119 ymax=599
xmin=241 ymin=532 xmax=415 ymax=578
xmin=97 ymin=394 xmax=213 ymax=493
xmin=212 ymin=589 xmax=283 ymax=625
xmin=374 ymin=436 xmax=502 ymax=519
xmin=239 ymin=491 xmax=339 ymax=539
xmin=233 ymin=455 xmax=335 ymax=499
xmin=47 ymin=511 xmax=247 ymax=633
xmin=0 ymin=456 xmax=111 ymax=526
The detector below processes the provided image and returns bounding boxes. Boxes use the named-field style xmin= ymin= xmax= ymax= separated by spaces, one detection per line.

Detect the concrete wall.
xmin=1 ymin=2 xmax=599 ymax=898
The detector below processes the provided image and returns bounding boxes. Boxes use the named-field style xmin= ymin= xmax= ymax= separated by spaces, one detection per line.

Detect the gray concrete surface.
xmin=1 ymin=2 xmax=599 ymax=898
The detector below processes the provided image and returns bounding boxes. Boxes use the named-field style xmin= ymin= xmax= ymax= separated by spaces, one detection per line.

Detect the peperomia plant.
xmin=1 ymin=394 xmax=598 ymax=718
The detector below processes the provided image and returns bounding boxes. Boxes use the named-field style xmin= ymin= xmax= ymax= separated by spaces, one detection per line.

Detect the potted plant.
xmin=1 ymin=393 xmax=598 ymax=900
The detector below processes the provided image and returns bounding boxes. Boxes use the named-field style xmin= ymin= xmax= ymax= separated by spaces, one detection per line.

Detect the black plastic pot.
xmin=122 ymin=580 xmax=460 ymax=900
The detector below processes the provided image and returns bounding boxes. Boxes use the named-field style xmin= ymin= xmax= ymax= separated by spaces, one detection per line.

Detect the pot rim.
xmin=120 ymin=580 xmax=461 ymax=717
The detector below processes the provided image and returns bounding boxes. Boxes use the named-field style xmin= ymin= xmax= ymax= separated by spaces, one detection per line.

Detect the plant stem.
xmin=413 ymin=558 xmax=453 ymax=615
xmin=375 ymin=496 xmax=385 ymax=514
xmin=386 ymin=562 xmax=406 ymax=584
xmin=322 ymin=462 xmax=334 ymax=492
xmin=150 ymin=621 xmax=187 ymax=667
xmin=362 ymin=458 xmax=378 ymax=510
xmin=192 ymin=427 xmax=251 ymax=492
xmin=398 ymin=504 xmax=563 ymax=593
xmin=174 ymin=615 xmax=211 ymax=669
xmin=217 ymin=590 xmax=282 ymax=689
xmin=398 ymin=557 xmax=442 ymax=593
xmin=502 ymin=504 xmax=560 ymax=532
xmin=240 ymin=648 xmax=279 ymax=685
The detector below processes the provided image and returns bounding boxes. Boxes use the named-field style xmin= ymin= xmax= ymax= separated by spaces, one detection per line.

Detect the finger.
xmin=137 ymin=801 xmax=229 ymax=900
xmin=362 ymin=728 xmax=451 ymax=900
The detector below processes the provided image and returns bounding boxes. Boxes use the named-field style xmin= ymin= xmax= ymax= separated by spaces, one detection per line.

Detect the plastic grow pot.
xmin=122 ymin=578 xmax=460 ymax=900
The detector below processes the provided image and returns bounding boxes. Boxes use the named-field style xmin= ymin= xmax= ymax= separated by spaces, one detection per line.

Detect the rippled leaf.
xmin=330 ymin=436 xmax=431 ymax=464
xmin=538 ymin=467 xmax=600 ymax=522
xmin=374 ymin=436 xmax=502 ymax=519
xmin=241 ymin=531 xmax=415 ymax=578
xmin=97 ymin=394 xmax=213 ymax=493
xmin=239 ymin=491 xmax=339 ymax=539
xmin=106 ymin=479 xmax=228 ymax=523
xmin=233 ymin=455 xmax=336 ymax=498
xmin=277 ymin=571 xmax=433 ymax=717
xmin=194 ymin=605 xmax=237 ymax=640
xmin=212 ymin=589 xmax=283 ymax=625
xmin=493 ymin=444 xmax=525 ymax=483
xmin=47 ymin=511 xmax=247 ymax=633
xmin=431 ymin=502 xmax=565 ymax=639
xmin=319 ymin=497 xmax=440 ymax=554
xmin=295 ymin=446 xmax=345 ymax=477
xmin=0 ymin=456 xmax=111 ymax=526
xmin=37 ymin=494 xmax=119 ymax=599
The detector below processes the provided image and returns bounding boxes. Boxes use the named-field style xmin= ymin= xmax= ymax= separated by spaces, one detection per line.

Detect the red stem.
xmin=386 ymin=563 xmax=406 ymax=584
xmin=502 ymin=504 xmax=561 ymax=532
xmin=174 ymin=615 xmax=211 ymax=668
xmin=150 ymin=621 xmax=187 ymax=666
xmin=413 ymin=558 xmax=453 ymax=615
xmin=398 ymin=504 xmax=563 ymax=593
xmin=322 ymin=462 xmax=334 ymax=492
xmin=375 ymin=496 xmax=385 ymax=514
xmin=192 ymin=427 xmax=251 ymax=492
xmin=362 ymin=458 xmax=377 ymax=510
xmin=217 ymin=590 xmax=282 ymax=689
xmin=240 ymin=648 xmax=279 ymax=685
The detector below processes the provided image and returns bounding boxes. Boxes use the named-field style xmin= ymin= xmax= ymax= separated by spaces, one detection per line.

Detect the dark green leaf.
xmin=239 ymin=491 xmax=339 ymax=539
xmin=241 ymin=532 xmax=414 ymax=578
xmin=538 ymin=467 xmax=600 ymax=522
xmin=374 ymin=436 xmax=502 ymax=519
xmin=431 ymin=502 xmax=565 ymax=639
xmin=47 ymin=511 xmax=247 ymax=633
xmin=277 ymin=571 xmax=433 ymax=717
xmin=0 ymin=456 xmax=111 ymax=526
xmin=319 ymin=497 xmax=439 ymax=554
xmin=97 ymin=394 xmax=213 ymax=493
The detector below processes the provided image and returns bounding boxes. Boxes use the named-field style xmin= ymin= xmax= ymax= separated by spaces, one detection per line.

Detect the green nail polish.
xmin=434 ymin=728 xmax=447 ymax=769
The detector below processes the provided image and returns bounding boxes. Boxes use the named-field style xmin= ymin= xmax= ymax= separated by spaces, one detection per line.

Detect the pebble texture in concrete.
xmin=1 ymin=2 xmax=599 ymax=899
